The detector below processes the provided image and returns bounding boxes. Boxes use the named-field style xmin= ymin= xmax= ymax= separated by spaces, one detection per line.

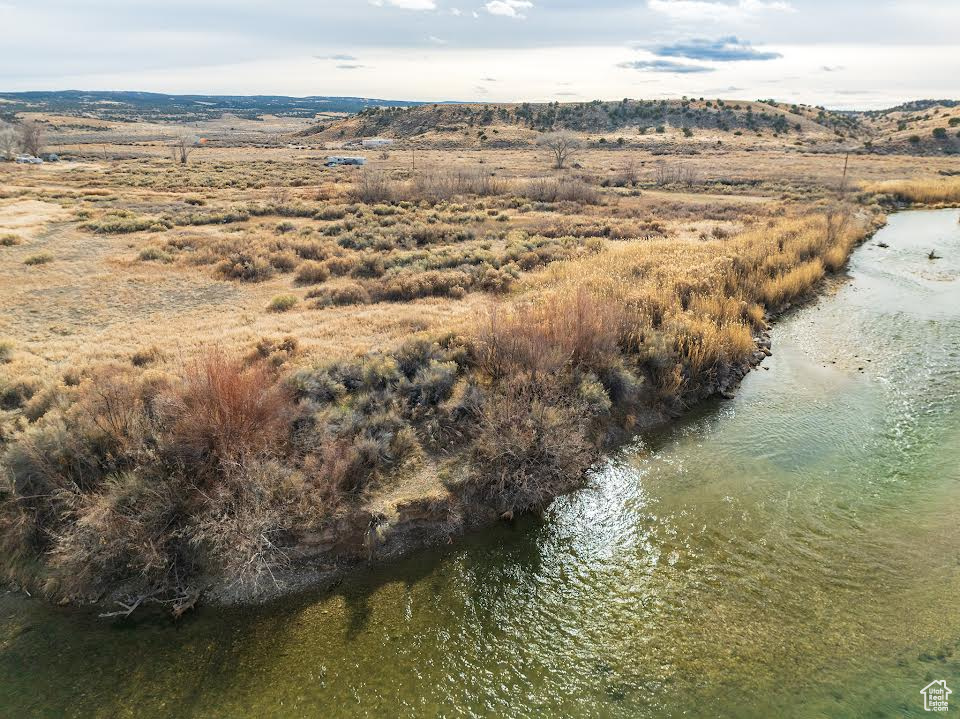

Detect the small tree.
xmin=18 ymin=120 xmax=43 ymax=157
xmin=172 ymin=136 xmax=193 ymax=165
xmin=0 ymin=121 xmax=17 ymax=160
xmin=538 ymin=131 xmax=580 ymax=169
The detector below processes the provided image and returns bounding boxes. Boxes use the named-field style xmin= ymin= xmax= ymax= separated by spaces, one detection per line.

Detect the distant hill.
xmin=299 ymin=98 xmax=860 ymax=145
xmin=869 ymin=99 xmax=960 ymax=115
xmin=0 ymin=90 xmax=431 ymax=122
xmin=298 ymin=98 xmax=960 ymax=155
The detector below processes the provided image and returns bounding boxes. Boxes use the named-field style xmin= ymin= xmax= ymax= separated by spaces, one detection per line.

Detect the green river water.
xmin=2 ymin=209 xmax=959 ymax=718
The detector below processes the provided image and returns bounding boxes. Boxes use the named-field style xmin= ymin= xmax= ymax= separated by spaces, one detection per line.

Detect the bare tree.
xmin=18 ymin=120 xmax=44 ymax=157
xmin=172 ymin=135 xmax=193 ymax=165
xmin=538 ymin=131 xmax=580 ymax=169
xmin=0 ymin=121 xmax=17 ymax=160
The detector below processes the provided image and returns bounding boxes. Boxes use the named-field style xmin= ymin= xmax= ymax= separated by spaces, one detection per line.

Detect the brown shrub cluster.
xmin=1 ymin=354 xmax=300 ymax=601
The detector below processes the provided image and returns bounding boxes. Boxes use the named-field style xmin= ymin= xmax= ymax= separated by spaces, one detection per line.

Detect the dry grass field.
xmin=1 ymin=102 xmax=956 ymax=608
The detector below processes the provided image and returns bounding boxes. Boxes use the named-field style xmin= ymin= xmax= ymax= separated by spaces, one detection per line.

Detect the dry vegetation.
xmin=0 ymin=101 xmax=952 ymax=610
xmin=860 ymin=177 xmax=960 ymax=206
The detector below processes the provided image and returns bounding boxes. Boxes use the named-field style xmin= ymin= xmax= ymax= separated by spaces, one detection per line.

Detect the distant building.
xmin=15 ymin=154 xmax=43 ymax=164
xmin=361 ymin=138 xmax=394 ymax=148
xmin=325 ymin=156 xmax=366 ymax=167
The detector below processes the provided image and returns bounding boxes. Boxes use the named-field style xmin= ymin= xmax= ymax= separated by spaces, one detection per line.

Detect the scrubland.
xmin=0 ymin=116 xmax=949 ymax=611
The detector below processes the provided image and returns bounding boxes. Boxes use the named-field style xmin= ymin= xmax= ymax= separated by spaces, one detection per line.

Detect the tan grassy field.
xmin=0 ymin=111 xmax=956 ymax=608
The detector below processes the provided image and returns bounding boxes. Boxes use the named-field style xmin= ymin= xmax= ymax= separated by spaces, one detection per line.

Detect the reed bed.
xmin=861 ymin=177 xmax=960 ymax=206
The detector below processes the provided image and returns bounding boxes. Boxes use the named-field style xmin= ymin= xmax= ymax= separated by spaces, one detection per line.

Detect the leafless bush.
xmin=409 ymin=169 xmax=508 ymax=201
xmin=654 ymin=160 xmax=699 ymax=186
xmin=0 ymin=121 xmax=17 ymax=160
xmin=350 ymin=169 xmax=394 ymax=203
xmin=165 ymin=351 xmax=293 ymax=474
xmin=522 ymin=176 xmax=601 ymax=204
xmin=18 ymin=120 xmax=43 ymax=157
xmin=171 ymin=135 xmax=193 ymax=165
xmin=474 ymin=289 xmax=623 ymax=381
xmin=464 ymin=377 xmax=594 ymax=514
xmin=608 ymin=160 xmax=639 ymax=187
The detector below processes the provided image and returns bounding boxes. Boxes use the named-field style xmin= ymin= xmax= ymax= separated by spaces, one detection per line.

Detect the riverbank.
xmin=209 ymin=208 xmax=887 ymax=607
xmin=1 ymin=201 xmax=890 ymax=614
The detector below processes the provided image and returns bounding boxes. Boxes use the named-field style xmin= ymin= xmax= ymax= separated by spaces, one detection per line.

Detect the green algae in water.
xmin=2 ymin=209 xmax=960 ymax=718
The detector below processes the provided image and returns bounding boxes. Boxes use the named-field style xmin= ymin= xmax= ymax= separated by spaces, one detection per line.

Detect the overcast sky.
xmin=2 ymin=1 xmax=958 ymax=109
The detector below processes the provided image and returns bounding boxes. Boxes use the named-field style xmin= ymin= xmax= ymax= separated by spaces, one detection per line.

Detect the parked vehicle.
xmin=325 ymin=155 xmax=366 ymax=167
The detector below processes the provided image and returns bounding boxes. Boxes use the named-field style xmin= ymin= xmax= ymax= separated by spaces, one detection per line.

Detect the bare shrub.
xmin=267 ymin=294 xmax=298 ymax=313
xmin=172 ymin=135 xmax=193 ymax=165
xmin=165 ymin=351 xmax=293 ymax=474
xmin=608 ymin=160 xmax=639 ymax=187
xmin=294 ymin=260 xmax=331 ymax=285
xmin=217 ymin=252 xmax=274 ymax=282
xmin=474 ymin=289 xmax=623 ymax=381
xmin=409 ymin=169 xmax=508 ymax=202
xmin=18 ymin=120 xmax=44 ymax=157
xmin=307 ymin=281 xmax=370 ymax=307
xmin=350 ymin=169 xmax=394 ymax=203
xmin=464 ymin=378 xmax=594 ymax=514
xmin=522 ymin=176 xmax=601 ymax=204
xmin=654 ymin=160 xmax=699 ymax=186
xmin=0 ymin=121 xmax=17 ymax=160
xmin=131 ymin=345 xmax=166 ymax=367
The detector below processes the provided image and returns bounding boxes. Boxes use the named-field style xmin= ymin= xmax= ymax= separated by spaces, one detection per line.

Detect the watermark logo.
xmin=921 ymin=680 xmax=952 ymax=712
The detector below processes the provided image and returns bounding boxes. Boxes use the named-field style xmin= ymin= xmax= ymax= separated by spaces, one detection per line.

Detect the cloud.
xmin=821 ymin=65 xmax=844 ymax=72
xmin=336 ymin=64 xmax=366 ymax=70
xmin=647 ymin=0 xmax=793 ymax=22
xmin=428 ymin=35 xmax=448 ymax=44
xmin=369 ymin=0 xmax=437 ymax=10
xmin=450 ymin=7 xmax=461 ymax=15
xmin=315 ymin=54 xmax=358 ymax=61
xmin=484 ymin=1 xmax=533 ymax=19
xmin=481 ymin=77 xmax=498 ymax=82
xmin=655 ymin=36 xmax=781 ymax=61
xmin=617 ymin=59 xmax=714 ymax=73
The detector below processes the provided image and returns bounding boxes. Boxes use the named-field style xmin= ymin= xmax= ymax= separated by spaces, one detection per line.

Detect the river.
xmin=2 ymin=208 xmax=959 ymax=718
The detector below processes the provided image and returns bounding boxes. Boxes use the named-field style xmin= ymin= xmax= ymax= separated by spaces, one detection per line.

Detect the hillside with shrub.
xmin=303 ymin=98 xmax=960 ymax=155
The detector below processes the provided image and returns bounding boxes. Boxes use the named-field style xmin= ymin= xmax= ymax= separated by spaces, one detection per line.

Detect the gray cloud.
xmin=0 ymin=0 xmax=957 ymax=109
xmin=617 ymin=59 xmax=715 ymax=73
xmin=336 ymin=64 xmax=366 ymax=70
xmin=654 ymin=36 xmax=781 ymax=61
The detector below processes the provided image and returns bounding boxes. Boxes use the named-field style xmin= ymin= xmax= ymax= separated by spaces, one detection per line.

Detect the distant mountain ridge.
xmin=2 ymin=91 xmax=956 ymax=122
xmin=0 ymin=90 xmax=433 ymax=121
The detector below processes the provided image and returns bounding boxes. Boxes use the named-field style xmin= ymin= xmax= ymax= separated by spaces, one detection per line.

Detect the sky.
xmin=1 ymin=1 xmax=958 ymax=109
